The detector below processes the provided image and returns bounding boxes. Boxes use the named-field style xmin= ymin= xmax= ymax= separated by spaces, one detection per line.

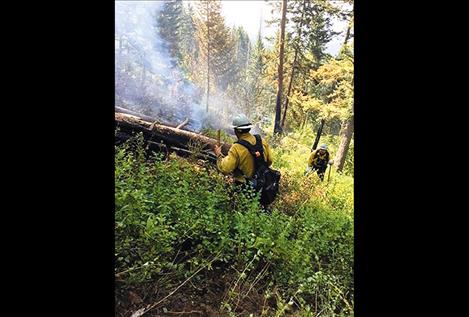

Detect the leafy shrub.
xmin=115 ymin=133 xmax=353 ymax=316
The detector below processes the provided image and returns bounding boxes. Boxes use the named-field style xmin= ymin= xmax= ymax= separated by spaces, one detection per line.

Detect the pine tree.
xmin=194 ymin=0 xmax=234 ymax=112
xmin=277 ymin=0 xmax=342 ymax=130
xmin=156 ymin=0 xmax=184 ymax=67
xmin=179 ymin=3 xmax=198 ymax=78
xmin=245 ymin=30 xmax=267 ymax=118
xmin=225 ymin=26 xmax=252 ymax=113
xmin=334 ymin=14 xmax=354 ymax=173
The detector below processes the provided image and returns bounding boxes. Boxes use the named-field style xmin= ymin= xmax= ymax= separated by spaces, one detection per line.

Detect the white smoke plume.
xmin=115 ymin=0 xmax=246 ymax=133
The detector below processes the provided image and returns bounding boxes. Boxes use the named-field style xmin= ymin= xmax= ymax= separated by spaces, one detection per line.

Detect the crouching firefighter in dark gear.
xmin=213 ymin=114 xmax=281 ymax=207
xmin=305 ymin=144 xmax=334 ymax=181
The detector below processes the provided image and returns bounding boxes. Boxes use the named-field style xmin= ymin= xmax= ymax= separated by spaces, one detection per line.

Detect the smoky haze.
xmin=115 ymin=1 xmax=244 ymax=133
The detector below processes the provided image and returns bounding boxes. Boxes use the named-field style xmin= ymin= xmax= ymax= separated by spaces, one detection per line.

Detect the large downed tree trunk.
xmin=115 ymin=106 xmax=233 ymax=135
xmin=115 ymin=112 xmax=232 ymax=163
xmin=115 ymin=106 xmax=178 ymax=128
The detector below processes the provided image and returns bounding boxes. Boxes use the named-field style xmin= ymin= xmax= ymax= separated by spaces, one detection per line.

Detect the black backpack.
xmin=236 ymin=135 xmax=281 ymax=206
xmin=312 ymin=150 xmax=330 ymax=168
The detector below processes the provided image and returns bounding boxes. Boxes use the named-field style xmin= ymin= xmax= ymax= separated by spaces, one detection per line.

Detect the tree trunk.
xmin=343 ymin=14 xmax=353 ymax=46
xmin=301 ymin=115 xmax=307 ymax=131
xmin=119 ymin=35 xmax=122 ymax=61
xmin=141 ymin=52 xmax=146 ymax=88
xmin=311 ymin=119 xmax=325 ymax=151
xmin=335 ymin=115 xmax=354 ymax=172
xmin=245 ymin=43 xmax=251 ymax=116
xmin=281 ymin=0 xmax=306 ymax=129
xmin=281 ymin=52 xmax=297 ymax=129
xmin=206 ymin=0 xmax=210 ymax=113
xmin=125 ymin=43 xmax=130 ymax=73
xmin=115 ymin=106 xmax=167 ymax=124
xmin=117 ymin=35 xmax=123 ymax=82
xmin=273 ymin=0 xmax=287 ymax=135
xmin=246 ymin=41 xmax=250 ymax=69
xmin=335 ymin=14 xmax=354 ymax=172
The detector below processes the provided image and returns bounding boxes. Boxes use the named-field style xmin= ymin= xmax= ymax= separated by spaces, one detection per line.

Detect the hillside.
xmin=115 ymin=133 xmax=353 ymax=317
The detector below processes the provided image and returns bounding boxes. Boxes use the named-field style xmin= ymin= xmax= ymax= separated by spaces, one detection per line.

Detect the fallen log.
xmin=115 ymin=106 xmax=178 ymax=128
xmin=116 ymin=130 xmax=218 ymax=163
xmin=115 ymin=112 xmax=232 ymax=161
xmin=176 ymin=117 xmax=189 ymax=129
xmin=115 ymin=106 xmax=158 ymax=122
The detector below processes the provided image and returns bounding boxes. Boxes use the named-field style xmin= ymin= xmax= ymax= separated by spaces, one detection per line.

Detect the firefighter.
xmin=213 ymin=114 xmax=273 ymax=185
xmin=306 ymin=144 xmax=334 ymax=181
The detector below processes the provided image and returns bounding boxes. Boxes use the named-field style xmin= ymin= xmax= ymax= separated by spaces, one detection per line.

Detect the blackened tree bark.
xmin=273 ymin=0 xmax=287 ymax=135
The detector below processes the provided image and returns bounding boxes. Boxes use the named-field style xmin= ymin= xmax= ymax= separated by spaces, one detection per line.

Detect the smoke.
xmin=115 ymin=1 xmax=246 ymax=133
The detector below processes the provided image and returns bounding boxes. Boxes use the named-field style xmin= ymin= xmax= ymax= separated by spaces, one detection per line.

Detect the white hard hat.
xmin=231 ymin=113 xmax=254 ymax=129
xmin=319 ymin=144 xmax=328 ymax=150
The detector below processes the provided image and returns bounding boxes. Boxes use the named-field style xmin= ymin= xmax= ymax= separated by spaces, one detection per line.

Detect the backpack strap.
xmin=312 ymin=150 xmax=329 ymax=166
xmin=235 ymin=135 xmax=267 ymax=170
